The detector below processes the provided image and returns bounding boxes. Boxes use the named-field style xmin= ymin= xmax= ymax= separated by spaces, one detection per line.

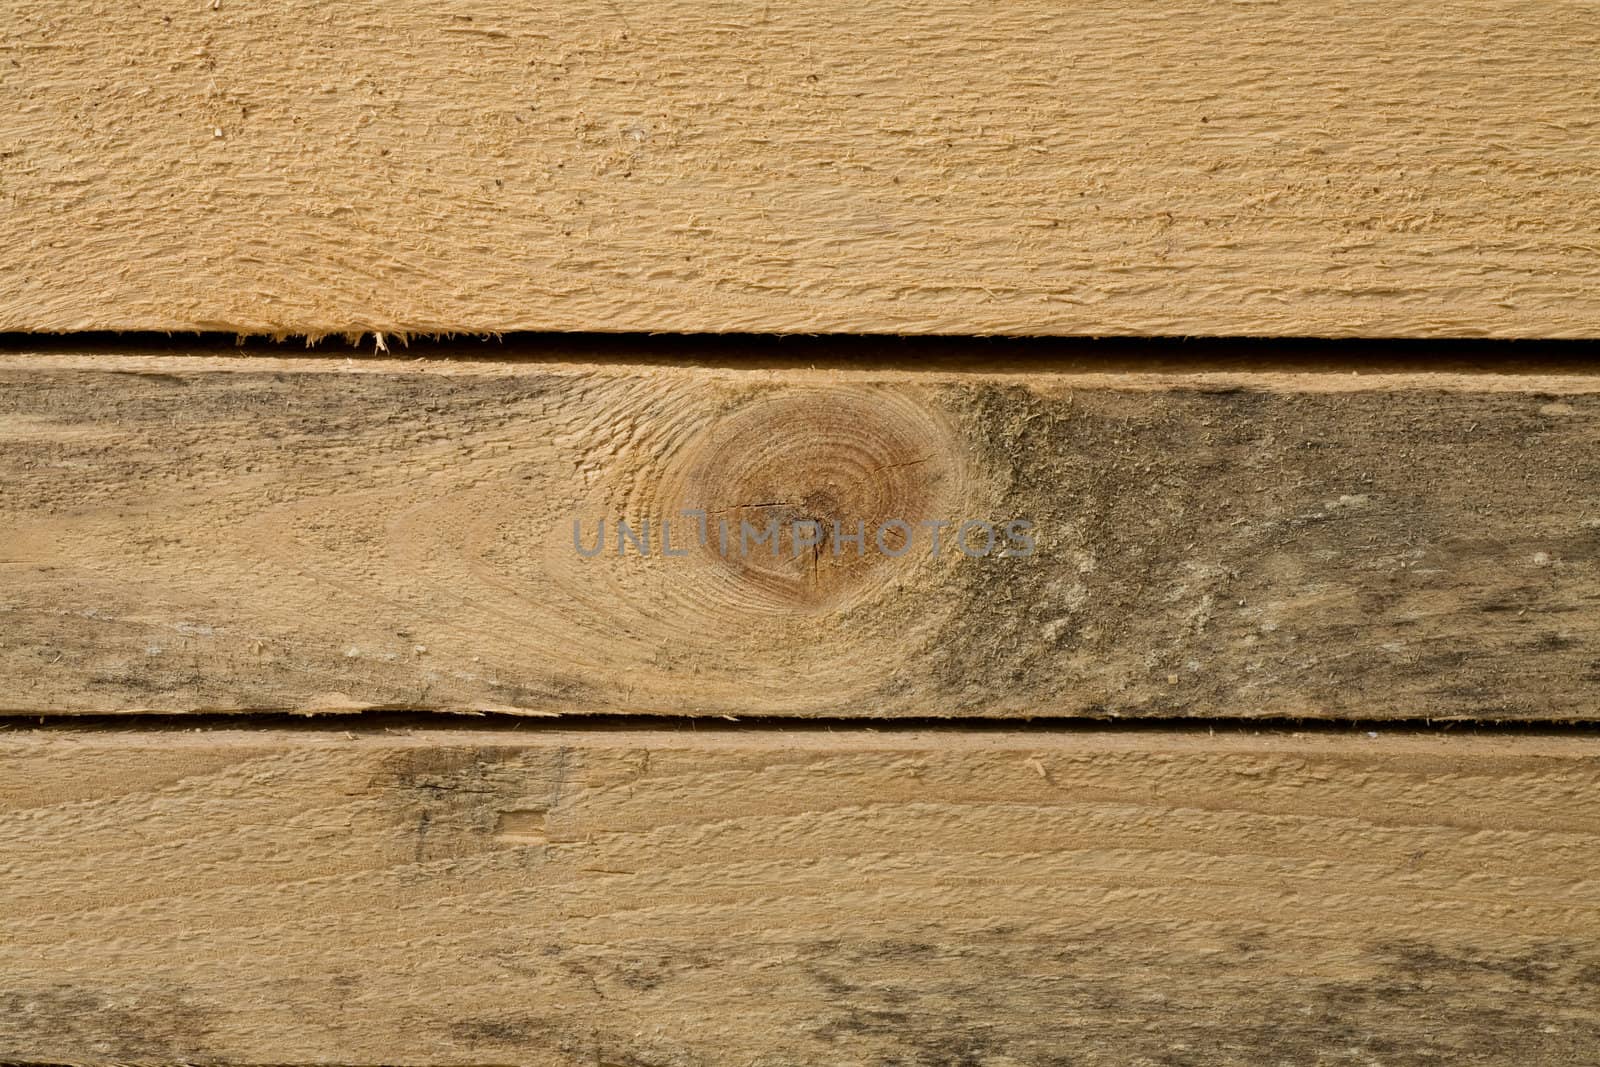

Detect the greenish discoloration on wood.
xmin=1 ymin=351 xmax=1598 ymax=718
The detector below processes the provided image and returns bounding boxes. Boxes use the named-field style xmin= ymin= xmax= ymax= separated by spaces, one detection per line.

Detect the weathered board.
xmin=2 ymin=724 xmax=1598 ymax=1065
xmin=5 ymin=1 xmax=1600 ymax=337
xmin=4 ymin=343 xmax=1600 ymax=719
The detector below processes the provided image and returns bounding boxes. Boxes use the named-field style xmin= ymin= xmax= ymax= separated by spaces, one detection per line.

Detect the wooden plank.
xmin=2 ymin=724 xmax=1598 ymax=1064
xmin=4 ymin=1 xmax=1600 ymax=338
xmin=4 ymin=343 xmax=1600 ymax=719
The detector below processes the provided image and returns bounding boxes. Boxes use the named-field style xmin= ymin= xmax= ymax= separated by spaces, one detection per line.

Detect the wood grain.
xmin=4 ymin=1 xmax=1600 ymax=337
xmin=2 ymin=724 xmax=1598 ymax=1065
xmin=4 ymin=342 xmax=1600 ymax=719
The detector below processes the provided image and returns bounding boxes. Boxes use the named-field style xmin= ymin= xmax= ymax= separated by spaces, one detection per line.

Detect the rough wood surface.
xmin=5 ymin=1 xmax=1600 ymax=337
xmin=2 ymin=724 xmax=1598 ymax=1065
xmin=4 ymin=343 xmax=1600 ymax=719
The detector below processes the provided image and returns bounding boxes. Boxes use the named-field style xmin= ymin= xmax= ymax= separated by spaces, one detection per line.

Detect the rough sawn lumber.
xmin=5 ymin=0 xmax=1600 ymax=336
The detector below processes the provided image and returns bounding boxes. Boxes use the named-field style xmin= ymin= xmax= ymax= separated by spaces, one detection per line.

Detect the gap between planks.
xmin=5 ymin=712 xmax=1600 ymax=741
xmin=5 ymin=332 xmax=1600 ymax=387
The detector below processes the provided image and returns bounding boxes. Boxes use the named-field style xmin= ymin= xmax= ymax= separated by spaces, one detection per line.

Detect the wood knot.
xmin=555 ymin=385 xmax=970 ymax=616
xmin=657 ymin=386 xmax=965 ymax=610
xmin=522 ymin=382 xmax=981 ymax=710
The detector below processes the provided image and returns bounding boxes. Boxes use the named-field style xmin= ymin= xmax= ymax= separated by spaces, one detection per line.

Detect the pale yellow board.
xmin=4 ymin=1 xmax=1600 ymax=336
xmin=2 ymin=725 xmax=1598 ymax=1064
xmin=5 ymin=344 xmax=1600 ymax=718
